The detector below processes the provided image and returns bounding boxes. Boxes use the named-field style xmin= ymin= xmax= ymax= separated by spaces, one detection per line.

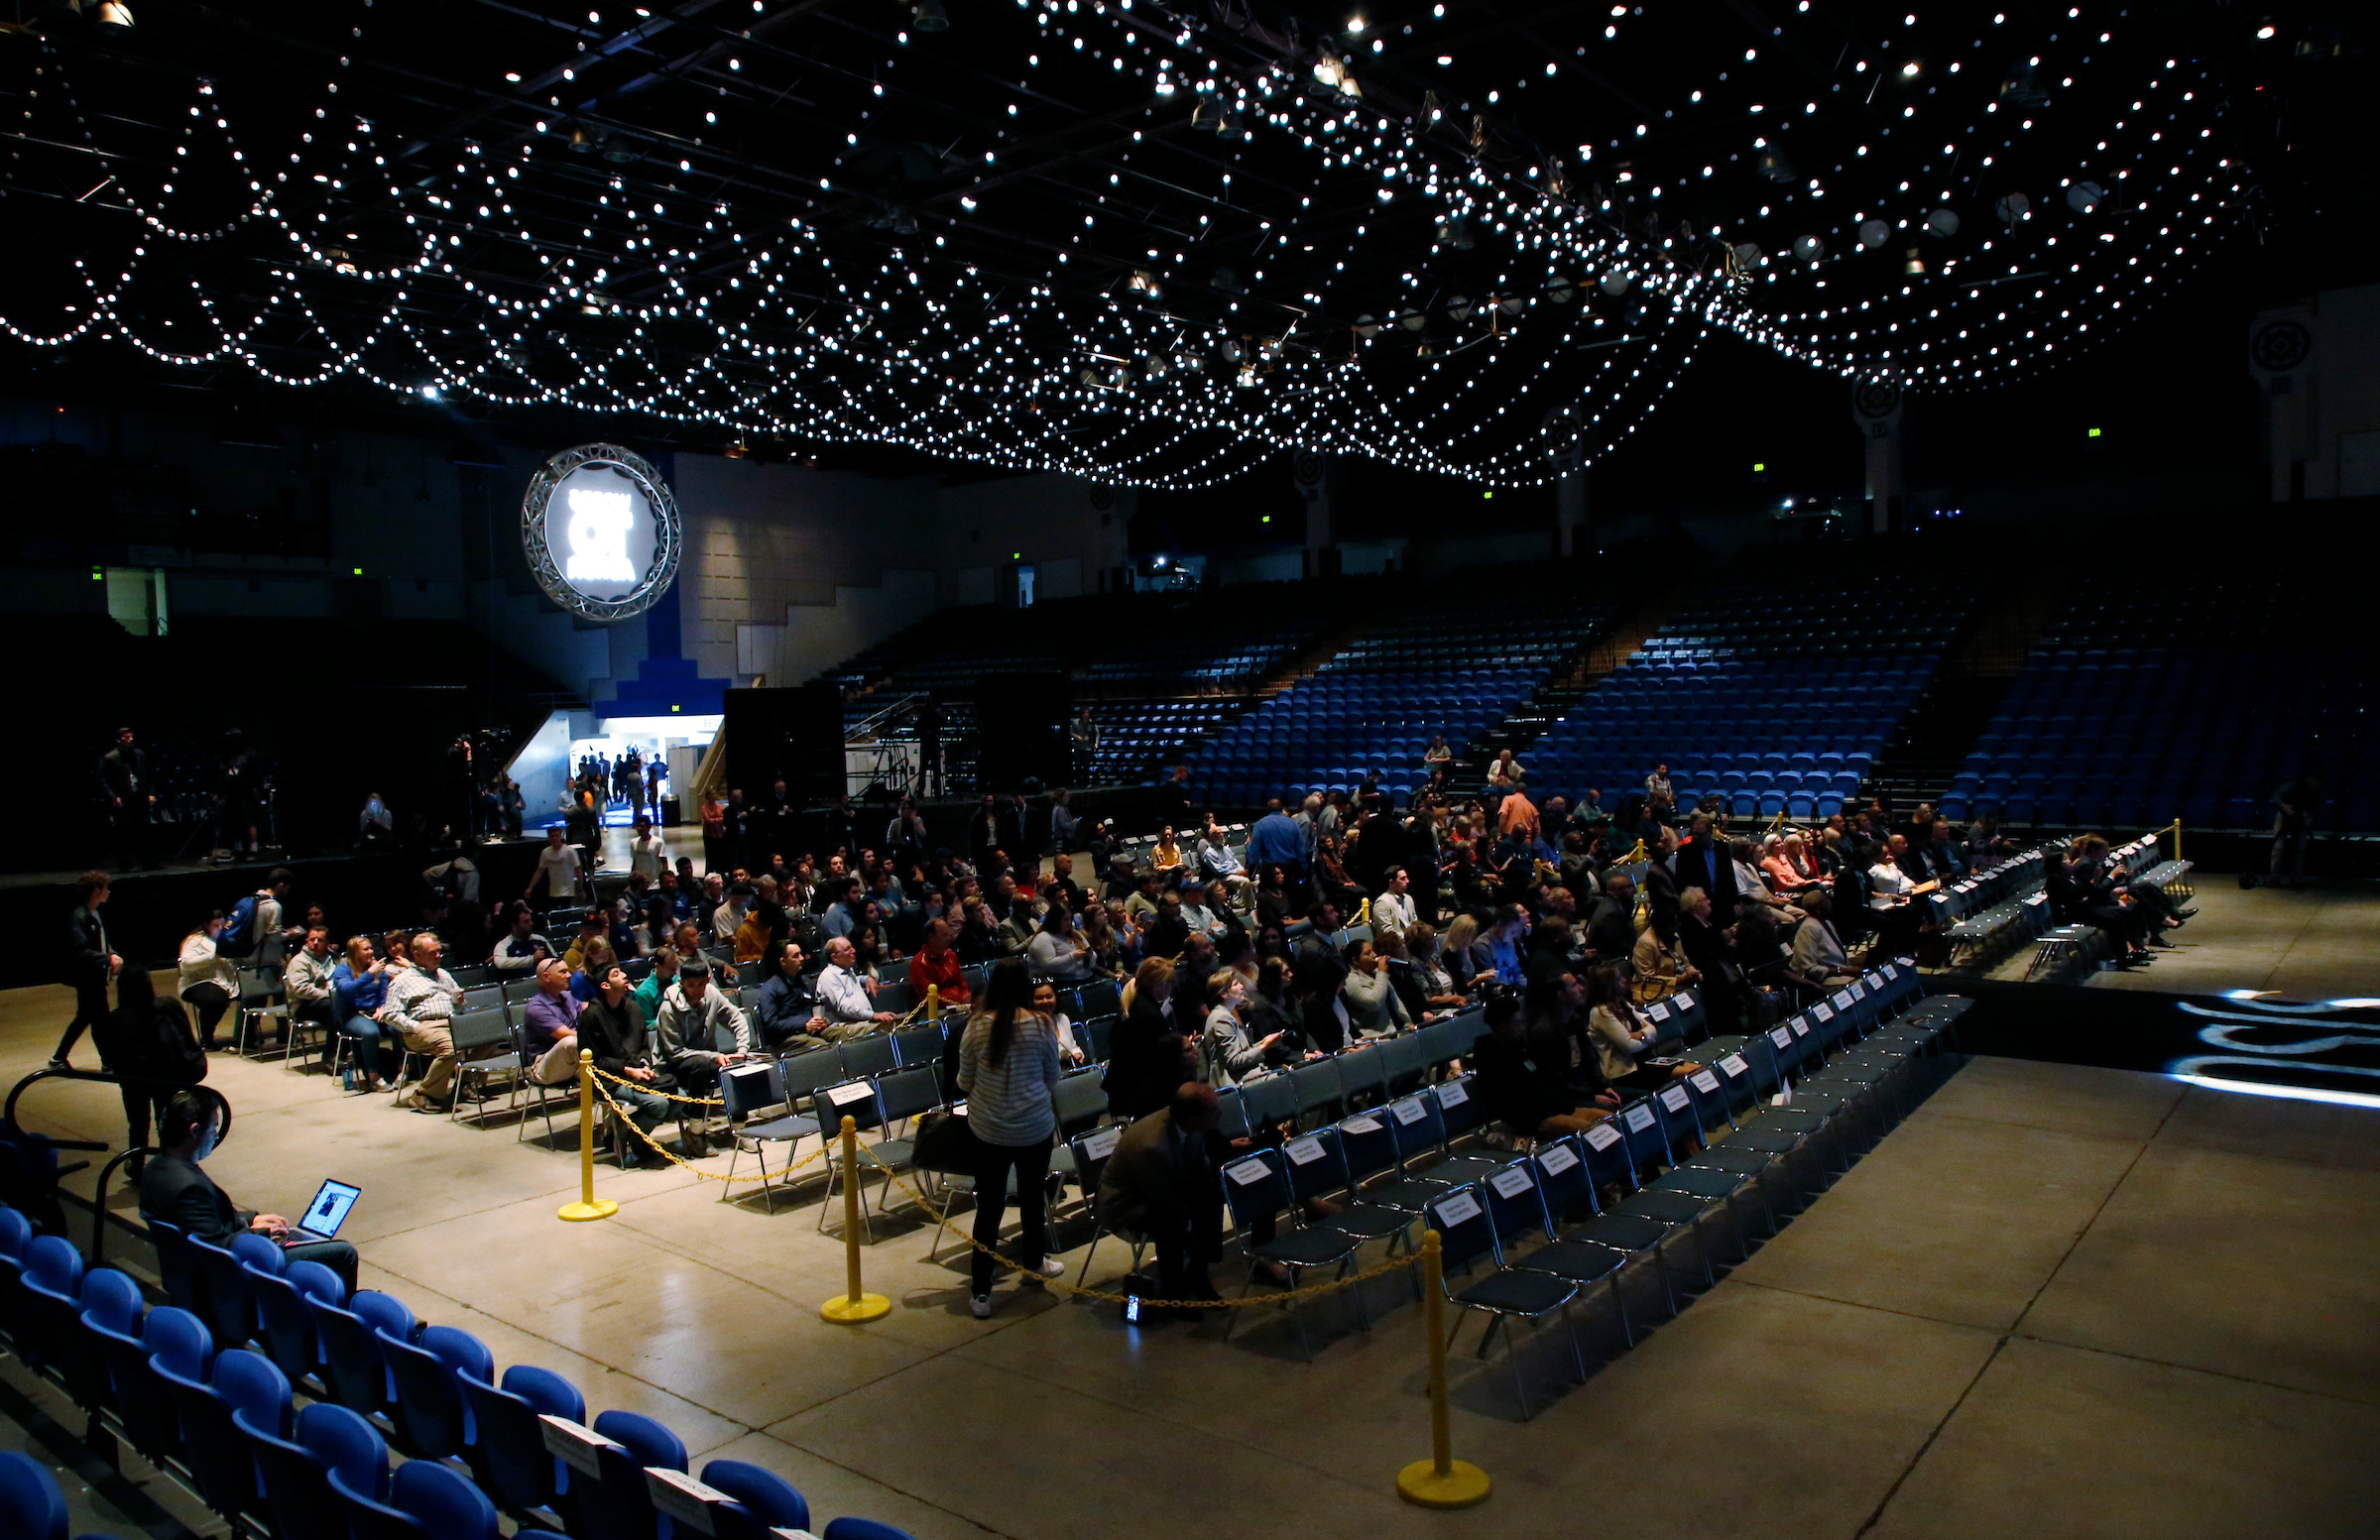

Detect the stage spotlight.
xmin=1924 ymin=207 xmax=1960 ymax=237
xmin=1995 ymin=191 xmax=2030 ymax=223
xmin=1859 ymin=219 xmax=1891 ymax=249
xmin=2066 ymin=180 xmax=2105 ymax=214
xmin=1446 ymin=295 xmax=1474 ymax=321
xmin=93 ymin=0 xmax=132 ymax=32
xmin=1217 ymin=109 xmax=1250 ymax=140
xmin=910 ymin=0 xmax=948 ymax=31
xmin=1904 ymin=246 xmax=1925 ymax=276
xmin=1599 ymin=270 xmax=1632 ymax=296
xmin=1314 ymin=52 xmax=1347 ymax=87
xmin=1793 ymin=233 xmax=1825 ymax=261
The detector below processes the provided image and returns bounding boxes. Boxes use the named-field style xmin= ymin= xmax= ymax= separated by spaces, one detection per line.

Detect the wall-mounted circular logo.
xmin=520 ymin=443 xmax=681 ymax=622
xmin=2250 ymin=319 xmax=2312 ymax=374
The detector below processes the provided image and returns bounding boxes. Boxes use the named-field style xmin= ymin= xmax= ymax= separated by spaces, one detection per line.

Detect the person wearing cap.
xmin=813 ymin=935 xmax=899 ymax=1041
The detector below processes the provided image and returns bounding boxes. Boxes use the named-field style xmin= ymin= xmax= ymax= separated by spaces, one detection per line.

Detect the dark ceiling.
xmin=0 ymin=0 xmax=2368 ymax=489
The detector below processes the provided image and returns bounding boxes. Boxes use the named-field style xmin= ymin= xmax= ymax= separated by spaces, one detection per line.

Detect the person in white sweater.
xmin=177 ymin=913 xmax=242 ymax=1050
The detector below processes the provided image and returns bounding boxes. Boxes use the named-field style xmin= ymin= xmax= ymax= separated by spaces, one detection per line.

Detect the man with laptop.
xmin=139 ymin=1090 xmax=360 ymax=1296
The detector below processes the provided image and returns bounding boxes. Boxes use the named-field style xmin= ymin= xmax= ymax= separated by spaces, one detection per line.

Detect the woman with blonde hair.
xmin=570 ymin=936 xmax=616 ymax=1005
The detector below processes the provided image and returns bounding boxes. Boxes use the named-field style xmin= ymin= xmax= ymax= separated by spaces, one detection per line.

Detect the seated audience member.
xmin=95 ymin=966 xmax=205 ymax=1168
xmin=1198 ymin=823 xmax=1250 ymax=898
xmin=1586 ymin=965 xmax=1697 ymax=1092
xmin=1402 ymin=923 xmax=1470 ymax=1011
xmin=283 ymin=926 xmax=343 ymax=1063
xmin=1339 ymin=937 xmax=1410 ymax=1039
xmin=569 ymin=937 xmax=617 ymax=1005
xmin=1096 ymin=1082 xmax=1283 ymax=1308
xmin=577 ymin=963 xmax=671 ymax=1162
xmin=1204 ymin=969 xmax=1282 ymax=1084
xmin=1477 ymin=984 xmax=1614 ymax=1141
xmin=1583 ymin=874 xmax=1637 ymax=967
xmin=652 ymin=957 xmax=751 ymax=1096
xmin=1866 ymin=834 xmax=1937 ymax=952
xmin=1177 ymin=882 xmax=1232 ymax=946
xmin=1486 ymin=903 xmax=1532 ymax=988
xmin=1790 ymin=890 xmax=1857 ymax=990
xmin=522 ymin=957 xmax=583 ymax=1084
xmin=1032 ymin=980 xmax=1085 ymax=1067
xmin=329 ymin=935 xmax=401 ymax=1091
xmin=1732 ymin=839 xmax=1804 ymax=918
xmin=908 ymin=919 xmax=971 ymax=1012
xmin=755 ymin=941 xmax=830 ymax=1050
xmin=178 ymin=912 xmax=241 ymax=1052
xmin=383 ymin=931 xmax=468 ymax=1112
xmin=1762 ymin=833 xmax=1818 ymax=895
xmin=559 ymin=913 xmax=608 ymax=971
xmin=2053 ymin=837 xmax=2152 ymax=965
xmin=814 ymin=935 xmax=900 ymax=1038
xmin=1629 ymin=906 xmax=1700 ymax=1004
xmin=1151 ymin=826 xmax=1186 ymax=882
xmin=142 ymin=1091 xmax=358 ymax=1296
xmin=1441 ymin=912 xmax=1492 ymax=990
xmin=1026 ymin=905 xmax=1099 ymax=985
xmin=493 ymin=907 xmax=554 ymax=973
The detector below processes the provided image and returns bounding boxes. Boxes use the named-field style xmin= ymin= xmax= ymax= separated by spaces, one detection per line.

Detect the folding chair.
xmin=1218 ymin=1147 xmax=1366 ymax=1359
xmin=1419 ymin=1185 xmax=1585 ymax=1420
xmin=719 ymin=1062 xmax=820 ymax=1215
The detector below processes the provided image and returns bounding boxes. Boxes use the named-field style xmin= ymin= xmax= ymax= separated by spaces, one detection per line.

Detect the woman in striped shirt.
xmin=957 ymin=957 xmax=1066 ymax=1318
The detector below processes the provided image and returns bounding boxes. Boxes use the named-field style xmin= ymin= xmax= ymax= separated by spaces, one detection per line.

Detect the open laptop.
xmin=281 ymin=1179 xmax=361 ymax=1247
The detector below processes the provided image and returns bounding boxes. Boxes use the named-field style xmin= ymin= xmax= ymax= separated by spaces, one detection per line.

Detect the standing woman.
xmin=329 ymin=935 xmax=402 ymax=1091
xmin=957 ymin=958 xmax=1066 ymax=1318
xmin=178 ymin=912 xmax=241 ymax=1051
xmin=95 ymin=965 xmax=206 ymax=1168
xmin=1103 ymin=957 xmax=1184 ymax=1122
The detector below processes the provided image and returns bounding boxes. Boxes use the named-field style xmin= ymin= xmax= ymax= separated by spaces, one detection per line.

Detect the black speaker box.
xmin=974 ymin=674 xmax=1072 ymax=790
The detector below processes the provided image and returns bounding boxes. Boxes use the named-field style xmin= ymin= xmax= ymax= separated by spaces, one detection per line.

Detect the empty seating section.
xmin=1318 ymin=585 xmax=1616 ymax=675
xmin=1078 ymin=583 xmax=1349 ymax=692
xmin=1185 ymin=669 xmax=1542 ymax=807
xmin=1648 ymin=567 xmax=1980 ymax=660
xmin=1527 ymin=655 xmax=1934 ymax=820
xmin=1521 ymin=555 xmax=1986 ymax=819
xmin=1179 ymin=575 xmax=1621 ymax=805
xmin=1945 ymin=555 xmax=2380 ymax=830
xmin=1081 ymin=700 xmax=1243 ymax=785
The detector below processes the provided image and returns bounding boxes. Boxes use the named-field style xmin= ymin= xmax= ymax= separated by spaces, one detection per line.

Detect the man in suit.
xmin=56 ymin=870 xmax=120 ymax=1070
xmin=1095 ymin=1082 xmax=1278 ymax=1311
xmin=140 ymin=1091 xmax=359 ymax=1296
xmin=1639 ymin=825 xmax=1683 ymax=933
xmin=1584 ymin=872 xmax=1637 ymax=967
xmin=1671 ymin=814 xmax=1738 ymax=915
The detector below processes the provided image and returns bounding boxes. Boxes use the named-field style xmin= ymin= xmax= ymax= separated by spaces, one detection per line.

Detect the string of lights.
xmin=0 ymin=0 xmax=2254 ymax=487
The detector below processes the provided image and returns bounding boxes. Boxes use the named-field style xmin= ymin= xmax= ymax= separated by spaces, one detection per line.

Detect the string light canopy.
xmin=0 ymin=0 xmax=2254 ymax=487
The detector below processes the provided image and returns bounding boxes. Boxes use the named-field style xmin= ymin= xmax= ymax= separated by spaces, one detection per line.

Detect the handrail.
xmin=5 ymin=1065 xmax=232 ymax=1161
xmin=88 ymin=1144 xmax=161 ymax=1272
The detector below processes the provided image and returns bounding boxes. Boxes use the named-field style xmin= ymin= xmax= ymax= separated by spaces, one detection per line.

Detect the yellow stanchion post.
xmin=927 ymin=983 xmax=940 ymax=1029
xmin=1396 ymin=1229 xmax=1489 ymax=1509
xmin=819 ymin=1115 xmax=891 ymax=1323
xmin=557 ymin=1050 xmax=619 ymax=1223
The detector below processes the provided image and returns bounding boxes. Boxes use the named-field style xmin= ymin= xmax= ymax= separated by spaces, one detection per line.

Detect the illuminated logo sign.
xmin=520 ymin=443 xmax=681 ymax=622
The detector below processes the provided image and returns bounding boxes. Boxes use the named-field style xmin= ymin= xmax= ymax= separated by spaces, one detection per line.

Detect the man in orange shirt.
xmin=1497 ymin=786 xmax=1541 ymax=846
xmin=907 ymin=917 xmax=972 ymax=1010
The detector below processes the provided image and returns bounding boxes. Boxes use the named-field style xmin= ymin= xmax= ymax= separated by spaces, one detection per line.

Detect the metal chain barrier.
xmin=587 ymin=1073 xmax=829 ymax=1185
xmin=850 ymin=1139 xmax=1420 ymax=1311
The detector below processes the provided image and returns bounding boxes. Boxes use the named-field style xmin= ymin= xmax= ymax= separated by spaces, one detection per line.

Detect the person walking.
xmin=956 ymin=958 xmax=1066 ymax=1318
xmin=56 ymin=870 xmax=121 ymax=1069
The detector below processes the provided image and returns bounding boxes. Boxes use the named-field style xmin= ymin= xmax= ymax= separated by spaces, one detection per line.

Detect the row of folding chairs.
xmin=0 ymin=1201 xmax=914 ymax=1540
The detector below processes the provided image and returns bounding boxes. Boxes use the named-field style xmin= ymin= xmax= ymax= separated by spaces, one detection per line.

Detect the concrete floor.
xmin=1982 ymin=879 xmax=2380 ymax=1001
xmin=5 ymin=987 xmax=2376 ymax=1539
